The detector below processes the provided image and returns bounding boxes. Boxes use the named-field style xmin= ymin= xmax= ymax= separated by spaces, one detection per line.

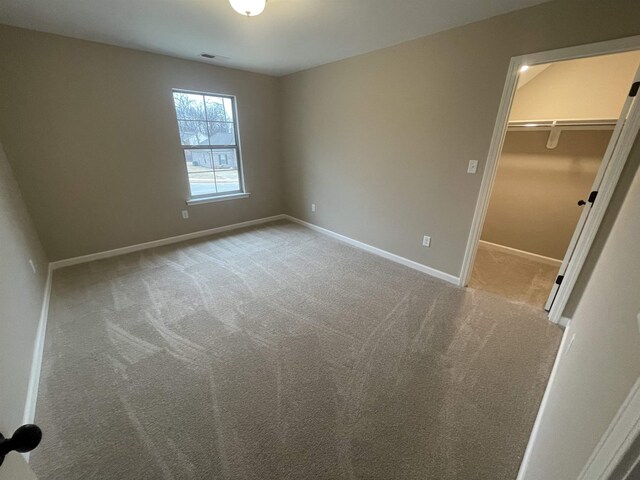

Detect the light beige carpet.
xmin=32 ymin=221 xmax=561 ymax=479
xmin=470 ymin=243 xmax=561 ymax=309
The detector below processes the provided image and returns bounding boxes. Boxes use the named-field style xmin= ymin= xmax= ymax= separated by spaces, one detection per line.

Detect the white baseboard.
xmin=479 ymin=240 xmax=562 ymax=267
xmin=516 ymin=319 xmax=572 ymax=480
xmin=284 ymin=215 xmax=460 ymax=285
xmin=49 ymin=214 xmax=287 ymax=270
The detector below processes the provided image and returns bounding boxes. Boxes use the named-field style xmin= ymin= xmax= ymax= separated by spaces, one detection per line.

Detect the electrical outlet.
xmin=28 ymin=259 xmax=36 ymax=274
xmin=311 ymin=203 xmax=316 ymax=213
xmin=182 ymin=210 xmax=189 ymax=219
xmin=467 ymin=160 xmax=479 ymax=174
xmin=422 ymin=235 xmax=431 ymax=247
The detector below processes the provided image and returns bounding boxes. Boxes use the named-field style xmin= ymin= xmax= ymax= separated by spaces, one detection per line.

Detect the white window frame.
xmin=171 ymin=89 xmax=249 ymax=205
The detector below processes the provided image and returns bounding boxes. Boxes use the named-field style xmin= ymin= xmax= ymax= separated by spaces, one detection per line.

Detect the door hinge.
xmin=588 ymin=191 xmax=598 ymax=204
xmin=630 ymin=81 xmax=640 ymax=97
xmin=555 ymin=275 xmax=564 ymax=285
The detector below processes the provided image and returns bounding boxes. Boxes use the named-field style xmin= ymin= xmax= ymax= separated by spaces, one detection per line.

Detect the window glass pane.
xmin=223 ymin=98 xmax=234 ymax=122
xmin=185 ymin=150 xmax=216 ymax=196
xmin=185 ymin=149 xmax=213 ymax=172
xmin=178 ymin=120 xmax=209 ymax=146
xmin=214 ymin=169 xmax=239 ymax=193
xmin=214 ymin=169 xmax=240 ymax=193
xmin=188 ymin=171 xmax=217 ymax=196
xmin=205 ymin=95 xmax=233 ymax=122
xmin=211 ymin=149 xmax=238 ymax=170
xmin=208 ymin=122 xmax=236 ymax=145
xmin=173 ymin=92 xmax=206 ymax=121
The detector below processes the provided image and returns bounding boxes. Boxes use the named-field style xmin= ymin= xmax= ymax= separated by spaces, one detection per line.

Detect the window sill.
xmin=186 ymin=192 xmax=251 ymax=206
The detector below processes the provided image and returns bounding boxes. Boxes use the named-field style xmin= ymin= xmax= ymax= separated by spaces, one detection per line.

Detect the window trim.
xmin=171 ymin=89 xmax=247 ymax=200
xmin=186 ymin=192 xmax=251 ymax=206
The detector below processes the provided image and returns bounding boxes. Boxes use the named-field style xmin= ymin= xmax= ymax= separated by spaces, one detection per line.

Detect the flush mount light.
xmin=229 ymin=0 xmax=266 ymax=16
xmin=519 ymin=65 xmax=530 ymax=73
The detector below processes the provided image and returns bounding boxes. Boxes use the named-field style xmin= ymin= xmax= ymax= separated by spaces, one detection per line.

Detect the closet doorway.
xmin=465 ymin=48 xmax=640 ymax=314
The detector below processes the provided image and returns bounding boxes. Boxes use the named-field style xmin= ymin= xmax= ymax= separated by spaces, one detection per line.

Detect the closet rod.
xmin=508 ymin=119 xmax=617 ymax=131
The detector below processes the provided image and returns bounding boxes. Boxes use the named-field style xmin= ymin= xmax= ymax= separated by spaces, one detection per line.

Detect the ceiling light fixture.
xmin=519 ymin=65 xmax=530 ymax=73
xmin=229 ymin=0 xmax=266 ymax=17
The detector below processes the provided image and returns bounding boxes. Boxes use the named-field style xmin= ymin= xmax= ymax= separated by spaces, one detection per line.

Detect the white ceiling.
xmin=0 ymin=0 xmax=549 ymax=76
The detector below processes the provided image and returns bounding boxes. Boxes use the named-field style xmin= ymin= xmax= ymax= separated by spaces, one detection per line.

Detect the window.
xmin=172 ymin=90 xmax=244 ymax=199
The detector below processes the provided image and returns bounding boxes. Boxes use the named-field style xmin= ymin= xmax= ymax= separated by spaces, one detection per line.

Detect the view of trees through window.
xmin=172 ymin=91 xmax=242 ymax=197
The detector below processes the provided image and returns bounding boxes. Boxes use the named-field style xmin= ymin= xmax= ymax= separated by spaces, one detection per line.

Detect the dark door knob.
xmin=0 ymin=424 xmax=42 ymax=466
xmin=577 ymin=200 xmax=586 ymax=206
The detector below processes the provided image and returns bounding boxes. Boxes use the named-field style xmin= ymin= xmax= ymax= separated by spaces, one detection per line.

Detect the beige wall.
xmin=0 ymin=25 xmax=283 ymax=261
xmin=481 ymin=130 xmax=611 ymax=260
xmin=510 ymin=50 xmax=640 ymax=122
xmin=520 ymin=141 xmax=640 ymax=480
xmin=280 ymin=0 xmax=640 ymax=278
xmin=0 ymin=143 xmax=48 ymax=436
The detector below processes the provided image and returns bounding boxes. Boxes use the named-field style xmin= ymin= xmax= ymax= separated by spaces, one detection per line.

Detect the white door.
xmin=545 ymin=65 xmax=640 ymax=311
